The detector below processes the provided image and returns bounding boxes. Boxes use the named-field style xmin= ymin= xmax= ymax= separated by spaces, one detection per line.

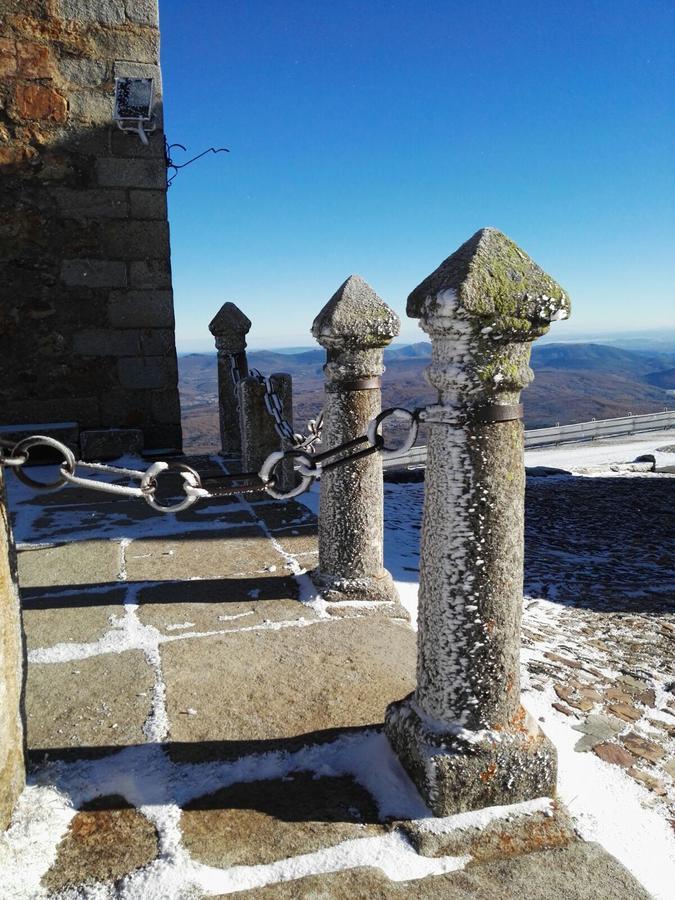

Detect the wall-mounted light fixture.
xmin=113 ymin=77 xmax=156 ymax=145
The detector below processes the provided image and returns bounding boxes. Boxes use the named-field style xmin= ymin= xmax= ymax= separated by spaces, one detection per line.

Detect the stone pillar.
xmin=209 ymin=303 xmax=251 ymax=457
xmin=311 ymin=275 xmax=402 ymax=609
xmin=239 ymin=373 xmax=295 ymax=492
xmin=0 ymin=468 xmax=25 ymax=830
xmin=385 ymin=228 xmax=571 ymax=815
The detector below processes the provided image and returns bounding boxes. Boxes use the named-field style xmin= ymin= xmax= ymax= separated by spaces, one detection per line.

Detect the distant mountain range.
xmin=178 ymin=342 xmax=675 ymax=453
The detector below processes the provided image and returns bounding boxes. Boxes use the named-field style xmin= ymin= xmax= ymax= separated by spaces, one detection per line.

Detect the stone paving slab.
xmin=17 ymin=539 xmax=121 ymax=587
xmin=124 ymin=530 xmax=287 ymax=581
xmin=160 ymin=618 xmax=417 ymax=745
xmin=223 ymin=843 xmax=651 ymax=899
xmin=21 ymin=586 xmax=124 ymax=651
xmin=137 ymin=592 xmax=312 ymax=637
xmin=181 ymin=772 xmax=384 ymax=868
xmin=42 ymin=795 xmax=158 ymax=894
xmin=26 ymin=650 xmax=155 ymax=753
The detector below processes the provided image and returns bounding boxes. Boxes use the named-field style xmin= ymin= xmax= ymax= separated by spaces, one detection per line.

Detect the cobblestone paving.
xmin=386 ymin=473 xmax=675 ymax=828
xmin=522 ymin=474 xmax=675 ymax=829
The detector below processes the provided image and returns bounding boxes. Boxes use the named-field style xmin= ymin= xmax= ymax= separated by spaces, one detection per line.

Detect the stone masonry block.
xmin=129 ymin=259 xmax=171 ymax=289
xmin=58 ymin=57 xmax=109 ymax=87
xmin=96 ymin=158 xmax=166 ymax=190
xmin=110 ymin=129 xmax=166 ymax=159
xmin=108 ymin=291 xmax=174 ymax=328
xmin=129 ymin=190 xmax=166 ymax=220
xmin=139 ymin=328 xmax=176 ymax=355
xmin=68 ymin=89 xmax=114 ymax=125
xmin=0 ymin=39 xmax=16 ymax=77
xmin=73 ymin=329 xmax=140 ymax=357
xmin=88 ymin=28 xmax=160 ymax=65
xmin=102 ymin=221 xmax=170 ymax=260
xmin=118 ymin=356 xmax=177 ymax=390
xmin=80 ymin=428 xmax=144 ymax=461
xmin=13 ymin=83 xmax=67 ymax=123
xmin=146 ymin=388 xmax=182 ymax=424
xmin=124 ymin=0 xmax=159 ymax=27
xmin=61 ymin=259 xmax=127 ymax=288
xmin=57 ymin=0 xmax=126 ymax=24
xmin=16 ymin=42 xmax=55 ymax=78
xmin=52 ymin=188 xmax=128 ymax=220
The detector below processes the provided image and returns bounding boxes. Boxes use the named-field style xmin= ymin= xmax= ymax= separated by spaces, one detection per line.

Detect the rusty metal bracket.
xmin=470 ymin=403 xmax=523 ymax=424
xmin=338 ymin=377 xmax=382 ymax=391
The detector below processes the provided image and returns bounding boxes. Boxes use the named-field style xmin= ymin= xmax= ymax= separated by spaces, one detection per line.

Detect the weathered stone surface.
xmin=386 ymin=231 xmax=567 ymax=814
xmin=57 ymin=0 xmax=126 ymax=24
xmin=0 ymin=471 xmax=25 ymax=831
xmin=103 ymin=220 xmax=170 ymax=259
xmin=117 ymin=355 xmax=177 ymax=390
xmin=12 ymin=82 xmax=67 ymax=123
xmin=124 ymin=531 xmax=282 ymax=581
xmin=161 ymin=618 xmax=416 ymax=743
xmin=108 ymin=291 xmax=174 ymax=328
xmin=129 ymin=258 xmax=171 ymax=289
xmin=52 ymin=188 xmax=129 ymax=220
xmin=21 ymin=586 xmax=124 ymax=651
xmin=17 ymin=540 xmax=121 ymax=588
xmin=311 ymin=276 xmax=401 ymax=608
xmin=181 ymin=773 xmax=383 ymax=867
xmin=386 ymin=700 xmax=556 ymax=816
xmin=137 ymin=594 xmax=311 ymax=637
xmin=129 ymin=189 xmax=167 ymax=219
xmin=209 ymin=302 xmax=251 ymax=455
xmin=26 ymin=650 xmax=154 ymax=751
xmin=68 ymin=89 xmax=114 ymax=124
xmin=60 ymin=259 xmax=127 ymax=288
xmin=401 ymin=801 xmax=575 ymax=859
xmin=0 ymin=1 xmax=181 ymax=454
xmin=593 ymin=742 xmax=635 ymax=768
xmin=223 ymin=842 xmax=651 ymax=899
xmin=80 ymin=428 xmax=144 ymax=460
xmin=209 ymin=302 xmax=252 ymax=348
xmin=73 ymin=329 xmax=140 ymax=356
xmin=0 ymin=38 xmax=17 ymax=77
xmin=406 ymin=227 xmax=570 ymax=331
xmin=42 ymin=795 xmax=158 ymax=893
xmin=240 ymin=374 xmax=295 ymax=491
xmin=620 ymin=733 xmax=665 ymax=763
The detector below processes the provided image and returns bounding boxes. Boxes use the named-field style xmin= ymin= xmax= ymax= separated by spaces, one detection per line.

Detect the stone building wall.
xmin=0 ymin=0 xmax=182 ymax=453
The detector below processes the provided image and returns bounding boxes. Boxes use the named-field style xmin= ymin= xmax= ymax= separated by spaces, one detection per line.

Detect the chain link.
xmin=0 ymin=407 xmax=422 ymax=511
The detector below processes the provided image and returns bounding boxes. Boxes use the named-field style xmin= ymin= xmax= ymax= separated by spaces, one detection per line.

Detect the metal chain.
xmin=0 ymin=407 xmax=422 ymax=511
xmin=226 ymin=355 xmax=324 ymax=454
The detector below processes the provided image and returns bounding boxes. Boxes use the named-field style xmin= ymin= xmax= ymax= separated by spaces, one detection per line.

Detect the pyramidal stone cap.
xmin=209 ymin=302 xmax=252 ymax=337
xmin=312 ymin=275 xmax=400 ymax=350
xmin=407 ymin=228 xmax=570 ymax=337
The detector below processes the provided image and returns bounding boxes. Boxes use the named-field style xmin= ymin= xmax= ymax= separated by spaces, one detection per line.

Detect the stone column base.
xmin=384 ymin=694 xmax=557 ymax=816
xmin=309 ymin=569 xmax=409 ymax=619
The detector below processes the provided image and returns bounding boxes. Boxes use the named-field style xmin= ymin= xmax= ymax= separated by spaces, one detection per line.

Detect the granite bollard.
xmin=385 ymin=228 xmax=571 ymax=814
xmin=239 ymin=373 xmax=295 ymax=493
xmin=311 ymin=275 xmax=403 ymax=610
xmin=209 ymin=302 xmax=252 ymax=456
xmin=0 ymin=467 xmax=25 ymax=830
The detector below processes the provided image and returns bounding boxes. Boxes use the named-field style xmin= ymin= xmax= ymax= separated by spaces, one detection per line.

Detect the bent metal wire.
xmin=0 ymin=407 xmax=424 ymax=514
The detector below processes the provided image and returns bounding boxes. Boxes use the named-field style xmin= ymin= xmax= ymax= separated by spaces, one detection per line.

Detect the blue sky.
xmin=160 ymin=0 xmax=674 ymax=350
